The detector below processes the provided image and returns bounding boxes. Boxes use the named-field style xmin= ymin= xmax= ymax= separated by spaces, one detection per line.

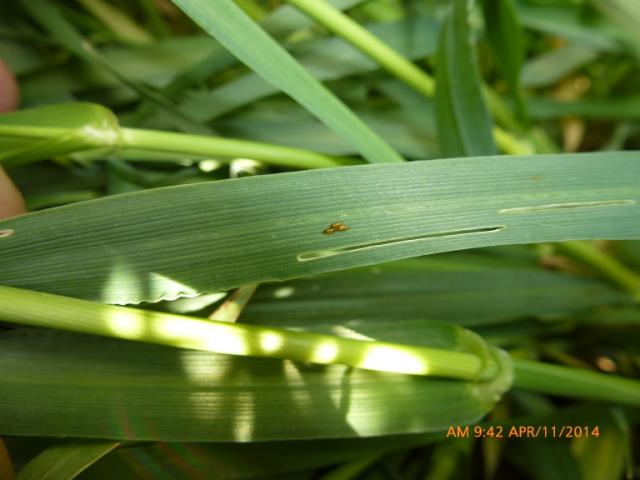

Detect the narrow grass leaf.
xmin=1 ymin=152 xmax=638 ymax=304
xmin=172 ymin=0 xmax=404 ymax=163
xmin=16 ymin=440 xmax=119 ymax=480
xmin=240 ymin=261 xmax=628 ymax=327
xmin=522 ymin=43 xmax=600 ymax=89
xmin=528 ymin=96 xmax=640 ymax=120
xmin=435 ymin=0 xmax=496 ymax=157
xmin=515 ymin=3 xmax=621 ymax=52
xmin=480 ymin=0 xmax=527 ymax=119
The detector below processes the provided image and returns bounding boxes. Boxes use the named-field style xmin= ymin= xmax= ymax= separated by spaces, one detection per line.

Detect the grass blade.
xmin=480 ymin=0 xmax=527 ymax=119
xmin=241 ymin=260 xmax=628 ymax=327
xmin=16 ymin=440 xmax=119 ymax=480
xmin=435 ymin=0 xmax=496 ymax=156
xmin=1 ymin=152 xmax=637 ymax=304
xmin=172 ymin=0 xmax=404 ymax=164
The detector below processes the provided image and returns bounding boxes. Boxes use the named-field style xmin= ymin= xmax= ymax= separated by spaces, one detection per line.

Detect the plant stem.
xmin=0 ymin=125 xmax=66 ymax=139
xmin=286 ymin=0 xmax=434 ymax=97
xmin=0 ymin=121 xmax=356 ymax=170
xmin=284 ymin=0 xmax=529 ymax=155
xmin=0 ymin=285 xmax=487 ymax=381
xmin=558 ymin=241 xmax=640 ymax=301
xmin=119 ymin=127 xmax=357 ymax=169
xmin=512 ymin=358 xmax=640 ymax=406
xmin=2 ymin=285 xmax=640 ymax=404
xmin=208 ymin=283 xmax=259 ymax=322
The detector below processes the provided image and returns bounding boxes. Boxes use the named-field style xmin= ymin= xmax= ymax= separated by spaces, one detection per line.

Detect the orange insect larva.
xmin=323 ymin=221 xmax=349 ymax=235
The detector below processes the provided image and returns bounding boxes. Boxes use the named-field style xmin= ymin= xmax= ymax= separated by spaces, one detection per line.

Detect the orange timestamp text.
xmin=446 ymin=425 xmax=600 ymax=439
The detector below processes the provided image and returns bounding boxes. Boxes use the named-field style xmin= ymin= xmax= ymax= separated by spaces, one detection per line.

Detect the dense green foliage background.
xmin=0 ymin=0 xmax=639 ymax=478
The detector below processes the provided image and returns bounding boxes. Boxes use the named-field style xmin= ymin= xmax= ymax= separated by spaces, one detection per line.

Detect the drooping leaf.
xmin=528 ymin=96 xmax=640 ymax=120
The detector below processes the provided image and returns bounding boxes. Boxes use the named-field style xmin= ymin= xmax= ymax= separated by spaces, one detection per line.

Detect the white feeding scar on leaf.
xmin=499 ymin=199 xmax=635 ymax=214
xmin=0 ymin=229 xmax=14 ymax=238
xmin=297 ymin=226 xmax=504 ymax=262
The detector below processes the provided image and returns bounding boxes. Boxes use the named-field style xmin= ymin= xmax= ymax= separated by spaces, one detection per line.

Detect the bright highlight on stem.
xmin=2 ymin=284 xmax=639 ymax=406
xmin=0 ymin=285 xmax=493 ymax=381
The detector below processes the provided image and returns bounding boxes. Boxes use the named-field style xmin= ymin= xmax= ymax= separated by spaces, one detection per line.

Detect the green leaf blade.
xmin=0 ymin=153 xmax=638 ymax=305
xmin=481 ymin=0 xmax=527 ymax=120
xmin=0 ymin=327 xmax=512 ymax=441
xmin=16 ymin=440 xmax=119 ymax=480
xmin=435 ymin=0 xmax=496 ymax=157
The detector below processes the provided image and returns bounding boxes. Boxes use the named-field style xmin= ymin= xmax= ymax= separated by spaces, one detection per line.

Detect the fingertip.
xmin=0 ymin=59 xmax=25 ymax=218
xmin=0 ymin=167 xmax=26 ymax=218
xmin=0 ymin=59 xmax=19 ymax=113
